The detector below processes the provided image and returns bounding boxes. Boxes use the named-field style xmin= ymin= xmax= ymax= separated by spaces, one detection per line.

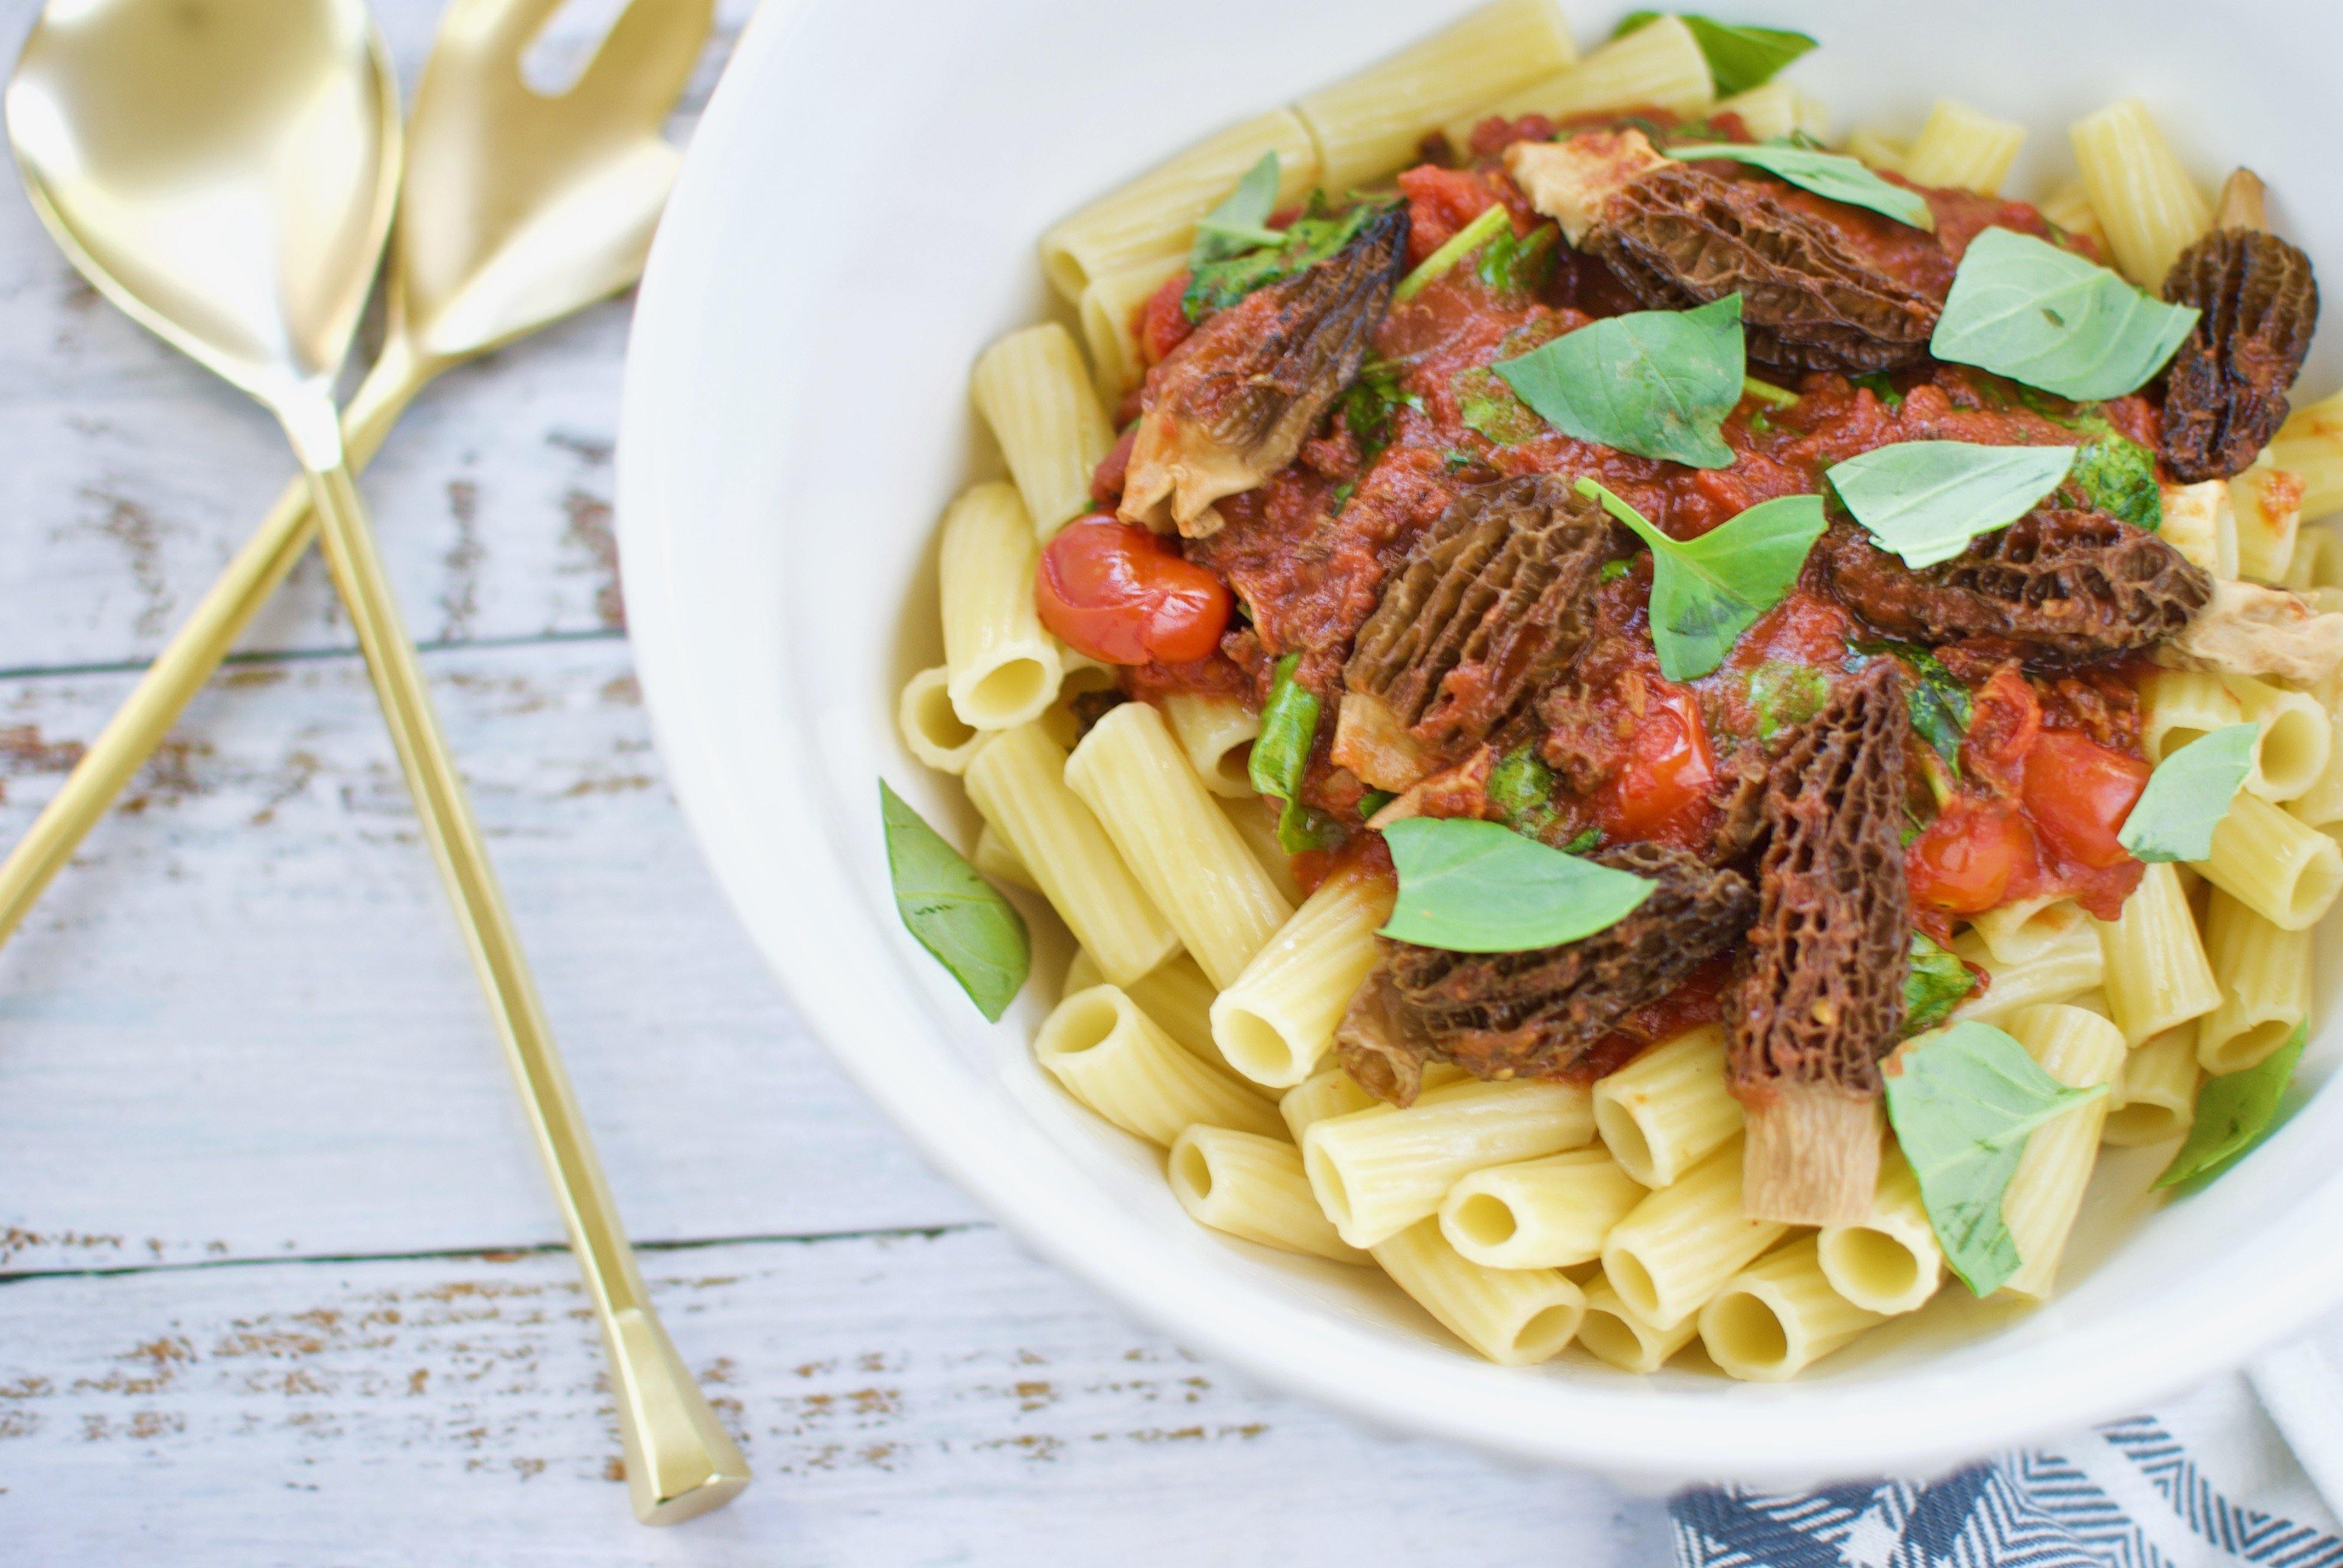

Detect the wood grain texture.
xmin=0 ymin=0 xmax=1667 ymax=1554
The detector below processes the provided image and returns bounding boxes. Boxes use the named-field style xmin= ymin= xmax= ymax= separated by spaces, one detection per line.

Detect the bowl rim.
xmin=615 ymin=0 xmax=2343 ymax=1482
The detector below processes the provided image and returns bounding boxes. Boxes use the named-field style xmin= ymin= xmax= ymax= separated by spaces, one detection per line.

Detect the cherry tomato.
xmin=1595 ymin=682 xmax=1715 ymax=844
xmin=1962 ymin=664 xmax=2040 ymax=798
xmin=1907 ymin=798 xmax=2040 ymax=914
xmin=2022 ymin=729 xmax=2151 ymax=870
xmin=1034 ymin=516 xmax=1233 ymax=666
xmin=1138 ymin=270 xmax=1193 ymax=364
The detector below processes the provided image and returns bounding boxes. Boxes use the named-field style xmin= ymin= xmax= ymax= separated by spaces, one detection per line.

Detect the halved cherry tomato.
xmin=1594 ymin=682 xmax=1714 ymax=845
xmin=1035 ymin=515 xmax=1233 ymax=666
xmin=2022 ymin=729 xmax=2151 ymax=870
xmin=1907 ymin=798 xmax=2040 ymax=914
xmin=1962 ymin=664 xmax=2040 ymax=798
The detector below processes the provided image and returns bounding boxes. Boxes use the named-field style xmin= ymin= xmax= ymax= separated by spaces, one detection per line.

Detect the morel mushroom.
xmin=1813 ymin=512 xmax=2214 ymax=667
xmin=1506 ymin=129 xmax=1944 ymax=374
xmin=1335 ymin=842 xmax=1757 ymax=1105
xmin=1728 ymin=661 xmax=1911 ymax=1226
xmin=2160 ymin=169 xmax=2319 ymax=483
xmin=1120 ymin=205 xmax=1409 ymax=538
xmin=1335 ymin=475 xmax=1613 ymax=790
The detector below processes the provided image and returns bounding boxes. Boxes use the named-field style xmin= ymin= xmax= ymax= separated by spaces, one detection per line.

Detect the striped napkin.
xmin=1669 ymin=1328 xmax=2343 ymax=1567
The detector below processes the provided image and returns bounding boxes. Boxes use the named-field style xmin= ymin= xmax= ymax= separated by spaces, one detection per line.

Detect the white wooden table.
xmin=0 ymin=3 xmax=1668 ymax=1560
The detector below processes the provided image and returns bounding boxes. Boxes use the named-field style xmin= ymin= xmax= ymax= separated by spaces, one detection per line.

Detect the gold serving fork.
xmin=7 ymin=0 xmax=745 ymax=1523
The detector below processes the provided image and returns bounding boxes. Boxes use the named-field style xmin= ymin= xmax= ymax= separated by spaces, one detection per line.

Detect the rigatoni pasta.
xmin=1169 ymin=1126 xmax=1367 ymax=1263
xmin=1079 ymin=256 xmax=1182 ymax=397
xmin=1817 ymin=1147 xmax=1944 ymax=1316
xmin=1161 ymin=692 xmax=1262 ymax=799
xmin=1210 ymin=863 xmax=1392 ymax=1087
xmin=2197 ymin=889 xmax=2313 ymax=1074
xmin=1590 ymin=1024 xmax=1742 ymax=1188
xmin=2195 ymin=790 xmax=2343 ymax=931
xmin=2089 ymin=861 xmax=2220 ymax=1047
xmin=1901 ymin=100 xmax=2025 ymax=195
xmin=938 ymin=483 xmax=1063 ymax=730
xmin=1372 ymin=1217 xmax=1585 ymax=1367
xmin=1439 ymin=1146 xmax=1645 ymax=1269
xmin=970 ymin=325 xmax=1115 ymax=540
xmin=1700 ymin=1237 xmax=1887 ymax=1381
xmin=2103 ymin=1029 xmax=2201 ymax=1146
xmin=1437 ymin=13 xmax=1708 ymax=148
xmin=1575 ymin=1271 xmax=1700 ymax=1373
xmin=2069 ymin=97 xmax=2211 ymax=287
xmin=1304 ymin=1078 xmax=1593 ymax=1249
xmin=1998 ymin=1004 xmax=2125 ymax=1301
xmin=1035 ymin=984 xmax=1285 ymax=1145
xmin=1602 ymin=1137 xmax=1789 ymax=1330
xmin=897 ymin=665 xmax=988 ymax=774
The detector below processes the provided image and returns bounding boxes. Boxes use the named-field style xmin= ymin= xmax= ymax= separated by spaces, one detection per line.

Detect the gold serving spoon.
xmin=0 ymin=0 xmax=705 ymax=944
xmin=7 ymin=0 xmax=747 ymax=1524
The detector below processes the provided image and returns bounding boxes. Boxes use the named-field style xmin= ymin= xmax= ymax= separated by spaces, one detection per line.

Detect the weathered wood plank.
xmin=0 ymin=638 xmax=981 ymax=1272
xmin=0 ymin=1228 xmax=1670 ymax=1566
xmin=0 ymin=0 xmax=749 ymax=674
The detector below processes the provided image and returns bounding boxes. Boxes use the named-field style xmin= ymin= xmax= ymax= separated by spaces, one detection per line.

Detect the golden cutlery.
xmin=0 ymin=0 xmax=706 ymax=946
xmin=7 ymin=0 xmax=746 ymax=1523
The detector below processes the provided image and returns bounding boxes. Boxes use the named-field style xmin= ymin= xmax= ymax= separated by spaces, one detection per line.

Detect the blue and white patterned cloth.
xmin=1669 ymin=1339 xmax=2343 ymax=1568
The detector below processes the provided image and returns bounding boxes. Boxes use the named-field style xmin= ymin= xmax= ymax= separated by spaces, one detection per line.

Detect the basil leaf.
xmin=1826 ymin=440 xmax=2076 ymax=568
xmin=1884 ymin=1020 xmax=2107 ymax=1295
xmin=1476 ymin=223 xmax=1558 ymax=295
xmin=1184 ymin=197 xmax=1396 ymax=322
xmin=2116 ymin=722 xmax=2256 ymax=863
xmin=2157 ymin=1024 xmax=2307 ymax=1187
xmin=1380 ymin=817 xmax=1654 ymax=953
xmin=1746 ymin=660 xmax=1832 ymax=740
xmin=2067 ymin=433 xmax=2163 ymax=531
xmin=1190 ymin=151 xmax=1283 ymax=264
xmin=1850 ymin=640 xmax=1971 ymax=769
xmin=1668 ymin=143 xmax=1932 ymax=230
xmin=1396 ymin=203 xmax=1511 ymax=303
xmin=1487 ymin=745 xmax=1560 ymax=838
xmin=1930 ymin=227 xmax=2201 ymax=401
xmin=1616 ymin=11 xmax=1817 ymax=96
xmin=1454 ymin=365 xmax=1544 ymax=445
xmin=1902 ymin=930 xmax=1976 ymax=1036
xmin=1248 ymin=653 xmax=1318 ymax=802
xmin=1578 ymin=480 xmax=1826 ymax=681
xmin=879 ymin=781 xmax=1030 ymax=1022
xmin=1495 ymin=294 xmax=1746 ymax=469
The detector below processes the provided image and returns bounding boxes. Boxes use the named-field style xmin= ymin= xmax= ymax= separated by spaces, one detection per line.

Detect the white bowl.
xmin=616 ymin=0 xmax=2343 ymax=1485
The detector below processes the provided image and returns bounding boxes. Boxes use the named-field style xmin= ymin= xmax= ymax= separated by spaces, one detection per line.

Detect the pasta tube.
xmin=1715 ymin=82 xmax=1829 ymax=145
xmin=2088 ymin=861 xmax=2221 ymax=1046
xmin=2232 ymin=460 xmax=2305 ymax=584
xmin=1217 ymin=794 xmax=1304 ymax=904
xmin=2158 ymin=479 xmax=2237 ymax=578
xmin=965 ymin=722 xmax=1179 ymax=985
xmin=2270 ymin=391 xmax=2343 ymax=526
xmin=939 ymin=483 xmax=1063 ymax=730
xmin=1299 ymin=0 xmax=1578 ymax=188
xmin=970 ymin=325 xmax=1114 ymax=540
xmin=1590 ymin=1024 xmax=1742 ymax=1188
xmin=1901 ymin=100 xmax=2025 ymax=194
xmin=1601 ymin=1136 xmax=1789 ymax=1330
xmin=897 ymin=665 xmax=988 ymax=774
xmin=1079 ymin=256 xmax=1181 ymax=397
xmin=1168 ymin=1126 xmax=1366 ymax=1264
xmin=1817 ymin=1146 xmax=1943 ymax=1315
xmin=1999 ymin=1004 xmax=2126 ymax=1301
xmin=2195 ymin=790 xmax=2343 ymax=930
xmin=1842 ymin=129 xmax=1908 ymax=174
xmin=1952 ymin=919 xmax=2103 ymax=1023
xmin=1965 ymin=896 xmax=2085 ymax=966
xmin=1304 ymin=1078 xmax=1593 ymax=1249
xmin=1038 ymin=109 xmax=1317 ymax=302
xmin=2139 ymin=667 xmax=2246 ymax=762
xmin=1063 ymin=948 xmax=1240 ymax=1081
xmin=1035 ymin=985 xmax=1284 ymax=1146
xmin=1700 ymin=1237 xmax=1887 ymax=1382
xmin=2102 ymin=1028 xmax=2200 ymax=1147
xmin=1161 ymin=693 xmax=1262 ymax=799
xmin=1372 ymin=1217 xmax=1584 ymax=1367
xmin=1576 ymin=1271 xmax=1700 ymax=1373
xmin=1438 ymin=14 xmax=1708 ymax=149
xmin=2197 ymin=889 xmax=2313 ymax=1074
xmin=2287 ymin=525 xmax=2343 ymax=593
xmin=2222 ymin=673 xmax=2333 ymax=803
xmin=2034 ymin=178 xmax=2108 ymax=250
xmin=1439 ymin=1146 xmax=1646 ymax=1269
xmin=1281 ymin=1065 xmax=1380 ymax=1143
xmin=2069 ymin=98 xmax=2212 ymax=287
xmin=1210 ymin=864 xmax=1392 ymax=1088
xmin=1066 ymin=702 xmax=1294 ymax=987
xmin=971 ymin=823 xmax=1035 ymax=893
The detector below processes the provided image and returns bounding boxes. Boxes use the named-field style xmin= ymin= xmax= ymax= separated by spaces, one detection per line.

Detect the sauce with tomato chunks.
xmin=1070 ymin=115 xmax=2178 ymax=1068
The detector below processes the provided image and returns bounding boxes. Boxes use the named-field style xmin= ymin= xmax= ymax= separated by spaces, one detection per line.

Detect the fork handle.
xmin=296 ymin=449 xmax=750 ymax=1526
xmin=0 ymin=336 xmax=428 ymax=949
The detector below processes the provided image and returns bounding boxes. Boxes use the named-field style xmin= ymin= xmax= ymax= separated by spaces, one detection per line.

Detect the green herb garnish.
xmin=2116 ymin=722 xmax=2257 ymax=863
xmin=1826 ymin=440 xmax=2076 ymax=567
xmin=2157 ymin=1025 xmax=2307 ymax=1187
xmin=1668 ymin=143 xmax=1933 ymax=229
xmin=1741 ymin=374 xmax=1800 ymax=408
xmin=1561 ymin=826 xmax=1603 ymax=854
xmin=1395 ymin=204 xmax=1510 ymax=303
xmin=1250 ymin=653 xmax=1331 ymax=854
xmin=1380 ymin=817 xmax=1653 ymax=953
xmin=1487 ymin=745 xmax=1561 ymax=838
xmin=1476 ymin=223 xmax=1558 ymax=295
xmin=1455 ymin=364 xmax=1545 ymax=445
xmin=1902 ymin=930 xmax=1976 ymax=1036
xmin=1578 ymin=480 xmax=1826 ymax=682
xmin=1615 ymin=11 xmax=1817 ymax=96
xmin=1183 ymin=195 xmax=1397 ymax=322
xmin=1849 ymin=371 xmax=1904 ymax=410
xmin=1884 ymin=1019 xmax=2108 ymax=1295
xmin=1746 ymin=660 xmax=1832 ymax=740
xmin=1495 ymin=294 xmax=1746 ymax=469
xmin=879 ymin=781 xmax=1030 ymax=1021
xmin=1850 ymin=640 xmax=1971 ymax=769
xmin=1190 ymin=151 xmax=1284 ymax=263
xmin=1930 ymin=227 xmax=2201 ymax=402
xmin=2067 ymin=433 xmax=2163 ymax=531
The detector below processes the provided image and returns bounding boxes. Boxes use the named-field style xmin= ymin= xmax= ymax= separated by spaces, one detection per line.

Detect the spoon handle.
xmin=297 ymin=452 xmax=751 ymax=1526
xmin=0 ymin=337 xmax=427 ymax=949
